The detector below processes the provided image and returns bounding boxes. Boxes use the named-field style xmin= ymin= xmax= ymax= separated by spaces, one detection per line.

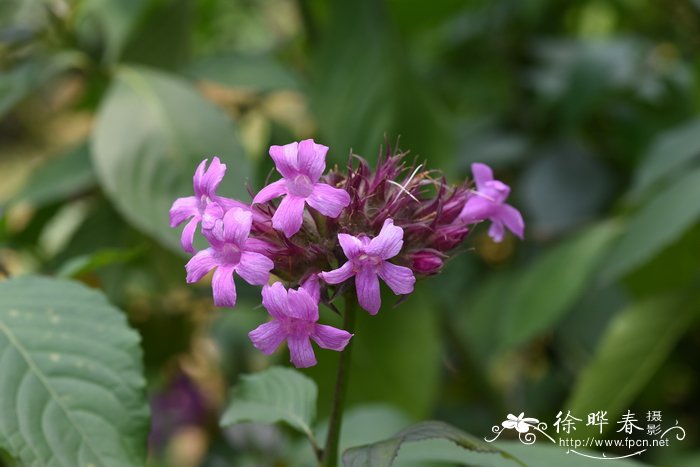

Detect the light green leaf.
xmin=566 ymin=295 xmax=699 ymax=431
xmin=500 ymin=221 xmax=621 ymax=348
xmin=601 ymin=166 xmax=700 ymax=281
xmin=221 ymin=366 xmax=318 ymax=443
xmin=186 ymin=54 xmax=300 ymax=92
xmin=91 ymin=66 xmax=250 ymax=253
xmin=56 ymin=247 xmax=144 ymax=278
xmin=0 ymin=276 xmax=149 ymax=466
xmin=342 ymin=421 xmax=523 ymax=467
xmin=633 ymin=118 xmax=700 ymax=196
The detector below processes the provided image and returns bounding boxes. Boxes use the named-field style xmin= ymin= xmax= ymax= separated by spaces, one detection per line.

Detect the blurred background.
xmin=1 ymin=0 xmax=699 ymax=466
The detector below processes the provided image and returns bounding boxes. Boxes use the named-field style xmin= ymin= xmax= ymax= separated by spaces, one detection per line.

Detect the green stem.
xmin=321 ymin=294 xmax=357 ymax=467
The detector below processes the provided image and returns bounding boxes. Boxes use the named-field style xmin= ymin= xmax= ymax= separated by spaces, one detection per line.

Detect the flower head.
xmin=185 ymin=208 xmax=274 ymax=307
xmin=458 ymin=163 xmax=524 ymax=242
xmin=320 ymin=219 xmax=416 ymax=314
xmin=170 ymin=157 xmax=249 ymax=253
xmin=248 ymin=279 xmax=353 ymax=368
xmin=253 ymin=139 xmax=351 ymax=237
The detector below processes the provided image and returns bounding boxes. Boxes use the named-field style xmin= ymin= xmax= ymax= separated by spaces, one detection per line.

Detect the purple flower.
xmin=185 ymin=208 xmax=274 ymax=307
xmin=248 ymin=279 xmax=353 ymax=368
xmin=409 ymin=250 xmax=444 ymax=275
xmin=320 ymin=219 xmax=416 ymax=314
xmin=458 ymin=163 xmax=524 ymax=242
xmin=170 ymin=157 xmax=249 ymax=253
xmin=252 ymin=139 xmax=351 ymax=237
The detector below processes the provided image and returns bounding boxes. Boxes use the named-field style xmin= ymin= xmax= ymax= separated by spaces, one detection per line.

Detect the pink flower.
xmin=248 ymin=278 xmax=353 ymax=368
xmin=252 ymin=139 xmax=351 ymax=237
xmin=458 ymin=163 xmax=524 ymax=242
xmin=170 ymin=157 xmax=250 ymax=253
xmin=185 ymin=208 xmax=274 ymax=307
xmin=320 ymin=219 xmax=416 ymax=314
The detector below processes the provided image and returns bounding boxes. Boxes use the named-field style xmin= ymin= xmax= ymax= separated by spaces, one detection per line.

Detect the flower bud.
xmin=431 ymin=223 xmax=469 ymax=251
xmin=410 ymin=250 xmax=444 ymax=275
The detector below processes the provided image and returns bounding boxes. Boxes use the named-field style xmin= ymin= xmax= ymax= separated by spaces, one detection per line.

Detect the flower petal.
xmin=288 ymin=335 xmax=317 ymax=368
xmin=287 ymin=288 xmax=319 ymax=322
xmin=367 ymin=218 xmax=404 ymax=260
xmin=458 ymin=196 xmax=497 ymax=223
xmin=271 ymin=195 xmax=306 ymax=237
xmin=236 ymin=251 xmax=273 ymax=285
xmin=248 ymin=321 xmax=286 ymax=355
xmin=320 ymin=262 xmax=354 ymax=284
xmin=222 ymin=207 xmax=252 ymax=245
xmin=488 ymin=220 xmax=505 ymax=243
xmin=192 ymin=159 xmax=208 ymax=197
xmin=196 ymin=157 xmax=227 ymax=196
xmin=378 ymin=262 xmax=415 ymax=296
xmin=253 ymin=179 xmax=288 ymax=204
xmin=262 ymin=282 xmax=289 ymax=319
xmin=169 ymin=196 xmax=198 ymax=227
xmin=337 ymin=233 xmax=363 ymax=260
xmin=306 ymin=183 xmax=350 ymax=218
xmin=311 ymin=324 xmax=352 ymax=351
xmin=180 ymin=216 xmax=200 ymax=254
xmin=471 ymin=162 xmax=494 ymax=191
xmin=185 ymin=247 xmax=217 ymax=283
xmin=269 ymin=142 xmax=299 ymax=178
xmin=212 ymin=265 xmax=237 ymax=307
xmin=300 ymin=274 xmax=321 ymax=303
xmin=356 ymin=266 xmax=381 ymax=314
xmin=497 ymin=204 xmax=524 ymax=239
xmin=296 ymin=139 xmax=327 ymax=181
xmin=201 ymin=200 xmax=224 ymax=230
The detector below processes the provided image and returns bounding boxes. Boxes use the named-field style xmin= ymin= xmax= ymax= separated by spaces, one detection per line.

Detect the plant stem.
xmin=320 ymin=294 xmax=357 ymax=467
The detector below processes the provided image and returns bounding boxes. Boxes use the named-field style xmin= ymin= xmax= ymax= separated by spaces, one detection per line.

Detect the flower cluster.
xmin=170 ymin=140 xmax=524 ymax=367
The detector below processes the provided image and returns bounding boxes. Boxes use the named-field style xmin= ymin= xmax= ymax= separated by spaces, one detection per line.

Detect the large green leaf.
xmin=185 ymin=54 xmax=300 ymax=92
xmin=220 ymin=366 xmax=318 ymax=443
xmin=342 ymin=421 xmax=523 ymax=467
xmin=0 ymin=276 xmax=149 ymax=466
xmin=566 ymin=295 xmax=699 ymax=431
xmin=601 ymin=166 xmax=700 ymax=281
xmin=91 ymin=66 xmax=250 ymax=253
xmin=499 ymin=221 xmax=621 ymax=348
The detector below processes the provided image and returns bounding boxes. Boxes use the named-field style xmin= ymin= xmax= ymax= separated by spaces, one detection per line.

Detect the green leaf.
xmin=491 ymin=441 xmax=647 ymax=466
xmin=566 ymin=295 xmax=699 ymax=431
xmin=56 ymin=247 xmax=144 ymax=278
xmin=185 ymin=54 xmax=300 ymax=92
xmin=220 ymin=366 xmax=318 ymax=443
xmin=0 ymin=276 xmax=149 ymax=466
xmin=342 ymin=421 xmax=523 ymax=467
xmin=91 ymin=65 xmax=250 ymax=253
xmin=632 ymin=118 xmax=700 ymax=196
xmin=10 ymin=142 xmax=95 ymax=208
xmin=500 ymin=221 xmax=621 ymax=348
xmin=601 ymin=166 xmax=700 ymax=281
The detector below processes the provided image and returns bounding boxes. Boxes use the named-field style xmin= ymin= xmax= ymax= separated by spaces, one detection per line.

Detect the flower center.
xmin=286 ymin=174 xmax=315 ymax=198
xmin=218 ymin=243 xmax=242 ymax=265
xmin=282 ymin=317 xmax=314 ymax=335
xmin=353 ymin=253 xmax=382 ymax=272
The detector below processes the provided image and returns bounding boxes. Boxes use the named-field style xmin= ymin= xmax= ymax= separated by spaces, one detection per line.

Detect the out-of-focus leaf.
xmin=632 ymin=118 xmax=700 ymax=196
xmin=342 ymin=421 xmax=522 ymax=467
xmin=91 ymin=65 xmax=249 ymax=253
xmin=566 ymin=295 xmax=699 ymax=433
xmin=10 ymin=143 xmax=95 ymax=208
xmin=0 ymin=276 xmax=149 ymax=466
xmin=492 ymin=441 xmax=647 ymax=466
xmin=601 ymin=166 xmax=700 ymax=281
xmin=185 ymin=54 xmax=300 ymax=92
xmin=56 ymin=246 xmax=143 ymax=278
xmin=500 ymin=221 xmax=621 ymax=348
xmin=221 ymin=366 xmax=318 ymax=443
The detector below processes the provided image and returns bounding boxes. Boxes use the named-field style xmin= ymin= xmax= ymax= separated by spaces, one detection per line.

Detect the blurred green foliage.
xmin=2 ymin=0 xmax=700 ymax=466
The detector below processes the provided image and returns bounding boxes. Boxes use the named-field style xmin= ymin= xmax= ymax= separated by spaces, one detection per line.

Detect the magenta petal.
xmin=367 ymin=219 xmax=404 ymax=260
xmin=312 ymin=324 xmax=352 ymax=351
xmin=498 ymin=204 xmax=525 ymax=239
xmin=180 ymin=216 xmax=200 ymax=254
xmin=222 ymin=208 xmax=252 ymax=245
xmin=272 ymin=195 xmax=306 ymax=237
xmin=488 ymin=221 xmax=506 ymax=243
xmin=287 ymin=288 xmax=319 ymax=322
xmin=253 ymin=179 xmax=288 ymax=204
xmin=269 ymin=142 xmax=299 ymax=178
xmin=307 ymin=184 xmax=350 ymax=218
xmin=192 ymin=159 xmax=208 ymax=197
xmin=244 ymin=237 xmax=278 ymax=255
xmin=378 ymin=262 xmax=415 ymax=295
xmin=471 ymin=163 xmax=494 ymax=190
xmin=296 ymin=139 xmax=327 ymax=181
xmin=185 ymin=248 xmax=217 ymax=283
xmin=356 ymin=266 xmax=381 ymax=314
xmin=262 ymin=282 xmax=289 ymax=319
xmin=248 ymin=321 xmax=285 ymax=355
xmin=212 ymin=265 xmax=237 ymax=307
xmin=458 ymin=196 xmax=497 ymax=223
xmin=200 ymin=157 xmax=227 ymax=195
xmin=288 ymin=335 xmax=317 ymax=368
xmin=216 ymin=196 xmax=250 ymax=212
xmin=300 ymin=274 xmax=321 ymax=303
xmin=320 ymin=262 xmax=354 ymax=284
xmin=169 ymin=196 xmax=198 ymax=227
xmin=236 ymin=251 xmax=273 ymax=286
xmin=337 ymin=234 xmax=363 ymax=260
xmin=201 ymin=200 xmax=224 ymax=230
